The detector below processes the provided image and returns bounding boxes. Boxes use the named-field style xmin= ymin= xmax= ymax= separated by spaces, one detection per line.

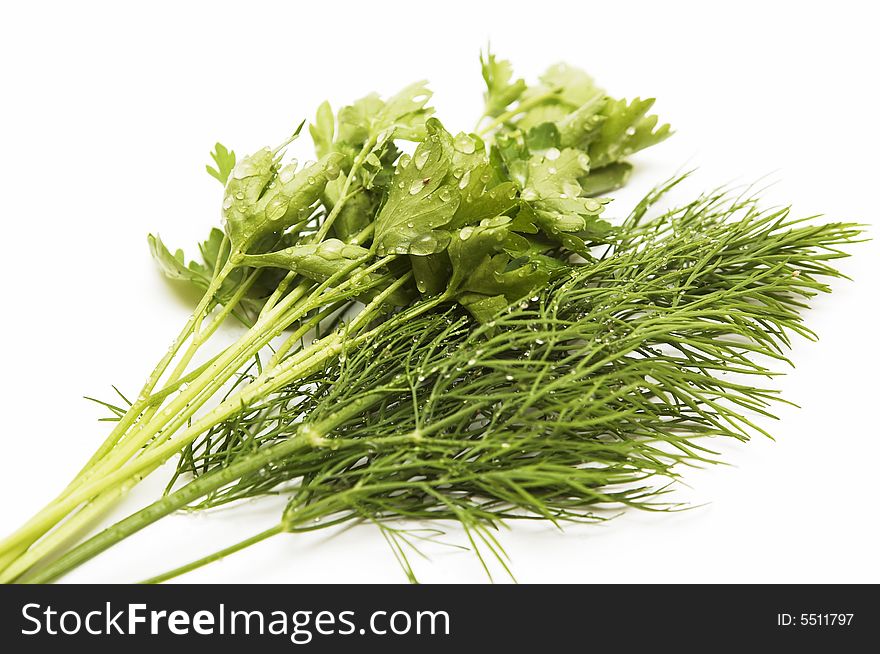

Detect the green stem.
xmin=83 ymin=260 xmax=238 ymax=470
xmin=140 ymin=526 xmax=283 ymax=584
xmin=0 ymin=269 xmax=411 ymax=577
xmin=0 ymin=261 xmax=239 ymax=577
xmin=20 ymin=388 xmax=388 ymax=584
xmin=312 ymin=140 xmax=374 ymax=243
xmin=3 ymin=275 xmax=267 ymax=578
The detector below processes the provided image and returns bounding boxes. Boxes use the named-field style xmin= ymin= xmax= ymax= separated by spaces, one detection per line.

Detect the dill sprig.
xmin=25 ymin=184 xmax=862 ymax=583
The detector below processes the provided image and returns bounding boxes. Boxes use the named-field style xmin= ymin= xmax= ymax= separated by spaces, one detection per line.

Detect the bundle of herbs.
xmin=0 ymin=53 xmax=861 ymax=583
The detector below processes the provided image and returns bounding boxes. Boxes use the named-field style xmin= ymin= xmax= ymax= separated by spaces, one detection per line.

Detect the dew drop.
xmin=266 ymin=196 xmax=288 ymax=221
xmin=279 ymin=166 xmax=295 ymax=184
xmin=324 ymin=160 xmax=341 ymax=180
xmin=222 ymin=196 xmax=234 ymax=209
xmin=414 ymin=149 xmax=430 ymax=170
xmin=459 ymin=226 xmax=475 ymax=240
xmin=545 ymin=147 xmax=561 ymax=161
xmin=398 ymin=153 xmax=412 ymax=169
xmin=307 ymin=176 xmax=316 ymax=185
xmin=409 ymin=178 xmax=426 ymax=195
xmin=522 ymin=188 xmax=538 ymax=202
xmin=438 ymin=187 xmax=452 ymax=202
xmin=453 ymin=133 xmax=476 ymax=154
xmin=458 ymin=169 xmax=471 ymax=189
xmin=235 ymin=191 xmax=245 ymax=200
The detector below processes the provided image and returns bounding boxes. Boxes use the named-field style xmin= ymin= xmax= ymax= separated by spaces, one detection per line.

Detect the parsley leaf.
xmin=205 ymin=142 xmax=236 ymax=185
xmin=374 ymin=119 xmax=461 ymax=256
xmin=480 ymin=49 xmax=526 ymax=118
xmin=588 ymin=97 xmax=672 ymax=168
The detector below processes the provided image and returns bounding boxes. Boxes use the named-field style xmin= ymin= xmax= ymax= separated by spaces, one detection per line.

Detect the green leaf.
xmin=492 ymin=130 xmax=530 ymax=189
xmin=148 ymin=230 xmax=267 ymax=322
xmin=377 ymin=81 xmax=435 ymax=140
xmin=447 ymin=217 xmax=510 ymax=291
xmin=457 ymin=253 xmax=552 ymax=320
xmin=555 ymin=95 xmax=606 ymax=148
xmin=538 ymin=63 xmax=602 ymax=108
xmin=445 ymin=132 xmax=519 ymax=229
xmin=223 ymin=151 xmax=346 ymax=252
xmin=520 ymin=148 xmax=612 ymax=246
xmin=374 ymin=119 xmax=461 ymax=256
xmin=522 ymin=148 xmax=590 ymax=202
xmin=410 ymin=253 xmax=451 ymax=297
xmin=480 ymin=49 xmax=526 ymax=117
xmin=524 ymin=122 xmax=561 ymax=151
xmin=446 ymin=216 xmax=556 ymax=321
xmin=514 ymin=63 xmax=604 ymax=131
xmin=579 ymin=162 xmax=633 ymax=196
xmin=337 ymin=94 xmax=386 ymax=146
xmin=148 ymin=234 xmax=209 ymax=286
xmin=587 ymin=97 xmax=672 ymax=168
xmin=457 ymin=293 xmax=509 ymax=323
xmin=205 ymin=142 xmax=236 ymax=185
xmin=309 ymin=101 xmax=335 ymax=159
xmin=337 ymin=82 xmax=434 ymax=149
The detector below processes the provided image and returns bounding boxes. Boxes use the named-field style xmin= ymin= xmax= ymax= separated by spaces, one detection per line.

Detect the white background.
xmin=1 ymin=1 xmax=877 ymax=583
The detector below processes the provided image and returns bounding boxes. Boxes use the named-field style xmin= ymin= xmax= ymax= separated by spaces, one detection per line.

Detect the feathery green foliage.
xmin=24 ymin=183 xmax=861 ymax=583
xmin=0 ymin=51 xmax=859 ymax=584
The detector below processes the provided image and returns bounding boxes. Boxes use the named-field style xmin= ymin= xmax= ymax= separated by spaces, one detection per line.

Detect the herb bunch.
xmin=22 ymin=182 xmax=861 ymax=583
xmin=0 ymin=52 xmax=672 ymax=582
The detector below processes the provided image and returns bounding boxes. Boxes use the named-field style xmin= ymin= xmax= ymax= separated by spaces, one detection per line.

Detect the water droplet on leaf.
xmin=453 ymin=133 xmax=476 ymax=154
xmin=414 ymin=149 xmax=430 ymax=170
xmin=409 ymin=178 xmax=426 ymax=195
